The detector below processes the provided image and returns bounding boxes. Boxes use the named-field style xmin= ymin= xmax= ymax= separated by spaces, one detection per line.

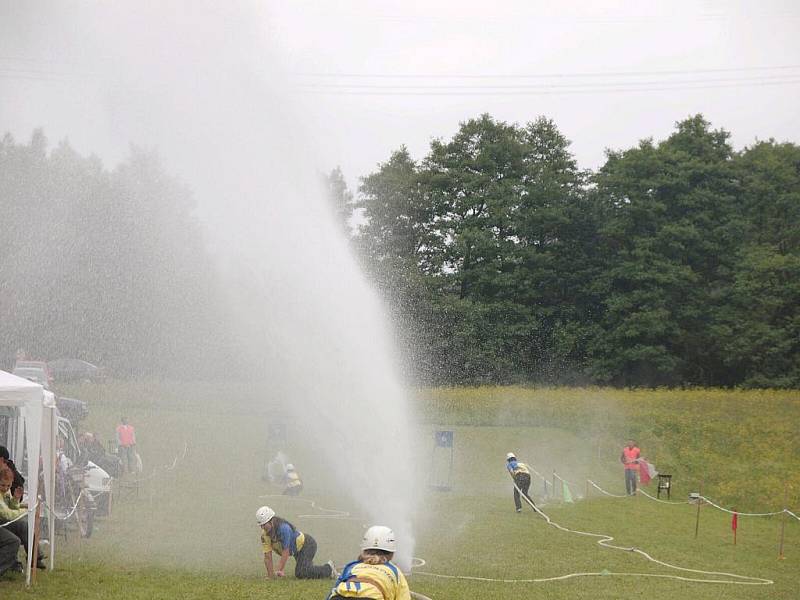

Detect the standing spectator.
xmin=116 ymin=417 xmax=137 ymax=475
xmin=506 ymin=452 xmax=535 ymax=513
xmin=620 ymin=440 xmax=641 ymax=496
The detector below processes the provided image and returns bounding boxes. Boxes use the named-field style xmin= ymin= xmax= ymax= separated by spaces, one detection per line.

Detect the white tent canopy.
xmin=0 ymin=369 xmax=56 ymax=584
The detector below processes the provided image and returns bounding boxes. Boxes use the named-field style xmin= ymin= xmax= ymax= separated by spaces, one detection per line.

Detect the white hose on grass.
xmin=699 ymin=495 xmax=791 ymax=518
xmin=638 ymin=489 xmax=686 ymax=505
xmin=129 ymin=442 xmax=189 ymax=483
xmin=588 ymin=479 xmax=627 ymax=498
xmin=588 ymin=478 xmax=799 ymax=520
xmin=257 ymin=494 xmax=362 ymax=520
xmin=411 ymin=475 xmax=773 ymax=587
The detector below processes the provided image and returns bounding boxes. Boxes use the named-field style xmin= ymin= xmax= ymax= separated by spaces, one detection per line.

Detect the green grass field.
xmin=2 ymin=383 xmax=798 ymax=599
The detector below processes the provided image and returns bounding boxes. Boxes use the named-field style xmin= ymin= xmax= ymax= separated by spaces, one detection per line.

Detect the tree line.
xmin=330 ymin=114 xmax=800 ymax=387
xmin=2 ymin=116 xmax=798 ymax=387
xmin=0 ymin=130 xmax=231 ymax=376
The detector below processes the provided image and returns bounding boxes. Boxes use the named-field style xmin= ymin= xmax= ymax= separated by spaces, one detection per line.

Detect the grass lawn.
xmin=2 ymin=382 xmax=797 ymax=599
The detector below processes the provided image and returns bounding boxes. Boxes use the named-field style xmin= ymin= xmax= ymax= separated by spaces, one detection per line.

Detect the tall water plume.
xmin=6 ymin=2 xmax=420 ymax=565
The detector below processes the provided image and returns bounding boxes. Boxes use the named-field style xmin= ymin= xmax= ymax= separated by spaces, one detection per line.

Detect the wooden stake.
xmin=778 ymin=483 xmax=788 ymax=560
xmin=694 ymin=480 xmax=703 ymax=539
xmin=31 ymin=497 xmax=42 ymax=584
xmin=553 ymin=471 xmax=556 ymax=500
xmin=586 ymin=479 xmax=590 ymax=500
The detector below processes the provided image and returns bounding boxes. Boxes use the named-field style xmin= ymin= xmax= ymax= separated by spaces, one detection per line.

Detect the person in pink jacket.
xmin=620 ymin=440 xmax=641 ymax=496
xmin=116 ymin=417 xmax=137 ymax=475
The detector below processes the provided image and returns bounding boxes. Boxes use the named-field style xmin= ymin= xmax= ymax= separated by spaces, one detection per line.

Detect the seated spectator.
xmin=0 ymin=465 xmax=44 ymax=570
xmin=9 ymin=467 xmax=25 ymax=506
xmin=79 ymin=432 xmax=121 ymax=477
xmin=0 ymin=448 xmax=22 ymax=577
xmin=0 ymin=448 xmax=26 ymax=506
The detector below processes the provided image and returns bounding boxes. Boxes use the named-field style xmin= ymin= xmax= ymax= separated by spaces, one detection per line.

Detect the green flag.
xmin=563 ymin=481 xmax=574 ymax=503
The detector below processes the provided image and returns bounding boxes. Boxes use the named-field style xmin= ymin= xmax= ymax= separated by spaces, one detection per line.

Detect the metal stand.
xmin=657 ymin=474 xmax=672 ymax=499
xmin=428 ymin=430 xmax=453 ymax=492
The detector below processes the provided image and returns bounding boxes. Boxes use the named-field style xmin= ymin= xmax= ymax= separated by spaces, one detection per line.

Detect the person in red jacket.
xmin=116 ymin=417 xmax=137 ymax=475
xmin=620 ymin=440 xmax=641 ymax=496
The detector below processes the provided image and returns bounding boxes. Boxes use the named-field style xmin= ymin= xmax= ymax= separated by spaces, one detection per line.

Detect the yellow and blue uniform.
xmin=506 ymin=458 xmax=534 ymax=512
xmin=284 ymin=470 xmax=303 ymax=495
xmin=261 ymin=522 xmax=305 ymax=557
xmin=506 ymin=459 xmax=530 ymax=476
xmin=326 ymin=559 xmax=411 ymax=600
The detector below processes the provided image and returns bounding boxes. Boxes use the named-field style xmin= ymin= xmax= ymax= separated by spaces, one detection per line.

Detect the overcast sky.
xmin=1 ymin=0 xmax=799 ymax=192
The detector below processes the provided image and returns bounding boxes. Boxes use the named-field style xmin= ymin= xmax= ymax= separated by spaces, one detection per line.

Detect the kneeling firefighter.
xmin=326 ymin=525 xmax=410 ymax=600
xmin=506 ymin=452 xmax=535 ymax=513
xmin=256 ymin=505 xmax=335 ymax=580
xmin=283 ymin=463 xmax=303 ymax=496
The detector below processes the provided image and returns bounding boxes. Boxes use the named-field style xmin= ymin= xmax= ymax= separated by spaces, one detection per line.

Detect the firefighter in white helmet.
xmin=325 ymin=525 xmax=410 ymax=600
xmin=256 ymin=505 xmax=336 ymax=580
xmin=506 ymin=452 xmax=535 ymax=513
xmin=282 ymin=463 xmax=303 ymax=496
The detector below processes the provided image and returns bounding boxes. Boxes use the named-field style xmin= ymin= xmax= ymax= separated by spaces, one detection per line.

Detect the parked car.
xmin=48 ymin=358 xmax=105 ymax=383
xmin=56 ymin=396 xmax=89 ymax=423
xmin=12 ymin=366 xmax=51 ymax=390
xmin=13 ymin=360 xmax=53 ymax=388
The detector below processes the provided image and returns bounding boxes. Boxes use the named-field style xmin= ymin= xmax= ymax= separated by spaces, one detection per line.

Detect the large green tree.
xmin=0 ymin=131 xmax=228 ymax=376
xmin=712 ymin=141 xmax=800 ymax=386
xmin=589 ymin=116 xmax=740 ymax=385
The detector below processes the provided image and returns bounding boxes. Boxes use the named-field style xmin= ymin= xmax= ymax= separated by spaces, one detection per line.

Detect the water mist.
xmin=8 ymin=2 xmax=420 ymax=568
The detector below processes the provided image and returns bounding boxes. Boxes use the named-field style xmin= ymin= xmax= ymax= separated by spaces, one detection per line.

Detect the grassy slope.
xmin=2 ymin=383 xmax=798 ymax=599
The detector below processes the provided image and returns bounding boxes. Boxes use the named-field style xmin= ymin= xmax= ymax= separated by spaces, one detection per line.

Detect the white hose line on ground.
xmin=699 ymin=495 xmax=791 ymax=518
xmin=257 ymin=494 xmax=361 ymax=520
xmin=130 ymin=442 xmax=189 ymax=484
xmin=588 ymin=480 xmax=627 ymax=498
xmin=589 ymin=479 xmax=799 ymax=519
xmin=637 ymin=490 xmax=686 ymax=505
xmin=412 ymin=476 xmax=773 ymax=587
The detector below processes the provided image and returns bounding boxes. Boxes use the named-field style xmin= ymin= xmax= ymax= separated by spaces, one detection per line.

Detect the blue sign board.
xmin=435 ymin=430 xmax=454 ymax=448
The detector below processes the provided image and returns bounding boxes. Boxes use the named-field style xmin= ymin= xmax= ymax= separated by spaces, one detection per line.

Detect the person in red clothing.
xmin=620 ymin=440 xmax=641 ymax=496
xmin=116 ymin=417 xmax=137 ymax=475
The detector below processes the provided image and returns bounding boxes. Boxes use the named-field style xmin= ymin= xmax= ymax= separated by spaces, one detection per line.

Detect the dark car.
xmin=48 ymin=358 xmax=105 ymax=383
xmin=56 ymin=396 xmax=89 ymax=423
